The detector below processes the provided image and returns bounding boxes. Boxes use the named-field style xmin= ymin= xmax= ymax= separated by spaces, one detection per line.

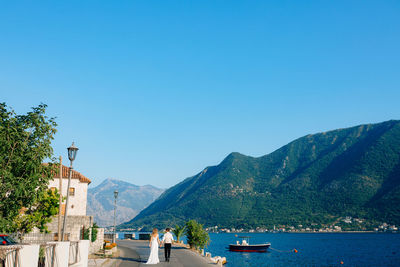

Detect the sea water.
xmin=205 ymin=233 xmax=400 ymax=267
xmin=117 ymin=232 xmax=400 ymax=266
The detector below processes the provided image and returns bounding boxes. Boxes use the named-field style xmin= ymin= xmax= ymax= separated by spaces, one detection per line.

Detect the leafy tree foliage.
xmin=185 ymin=220 xmax=209 ymax=249
xmin=14 ymin=189 xmax=60 ymax=233
xmin=0 ymin=103 xmax=57 ymax=233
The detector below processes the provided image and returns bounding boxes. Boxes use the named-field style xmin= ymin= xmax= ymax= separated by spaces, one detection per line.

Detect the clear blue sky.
xmin=1 ymin=1 xmax=399 ymax=188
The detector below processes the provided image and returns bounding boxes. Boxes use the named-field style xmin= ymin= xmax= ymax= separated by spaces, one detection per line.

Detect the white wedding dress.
xmin=146 ymin=234 xmax=160 ymax=264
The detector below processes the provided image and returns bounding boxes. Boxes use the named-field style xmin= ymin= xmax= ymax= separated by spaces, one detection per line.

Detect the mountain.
xmin=121 ymin=120 xmax=400 ymax=230
xmin=87 ymin=178 xmax=164 ymax=227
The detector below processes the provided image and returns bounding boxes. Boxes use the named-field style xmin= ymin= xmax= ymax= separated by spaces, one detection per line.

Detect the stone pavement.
xmin=88 ymin=258 xmax=117 ymax=267
xmin=88 ymin=245 xmax=139 ymax=267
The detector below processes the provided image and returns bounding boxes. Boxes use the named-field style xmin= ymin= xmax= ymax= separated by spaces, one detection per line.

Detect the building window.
xmin=50 ymin=187 xmax=57 ymax=192
xmin=69 ymin=187 xmax=75 ymax=196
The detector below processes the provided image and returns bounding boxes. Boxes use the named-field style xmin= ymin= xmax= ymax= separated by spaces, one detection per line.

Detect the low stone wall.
xmin=89 ymin=228 xmax=104 ymax=254
xmin=46 ymin=215 xmax=104 ymax=254
xmin=47 ymin=215 xmax=93 ymax=241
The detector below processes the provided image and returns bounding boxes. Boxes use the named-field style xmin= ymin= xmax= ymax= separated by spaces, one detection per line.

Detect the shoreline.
xmin=279 ymin=231 xmax=377 ymax=233
xmin=213 ymin=231 xmax=397 ymax=234
xmin=117 ymin=230 xmax=397 ymax=236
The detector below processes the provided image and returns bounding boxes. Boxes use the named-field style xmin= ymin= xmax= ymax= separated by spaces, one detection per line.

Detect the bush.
xmin=83 ymin=228 xmax=90 ymax=240
xmin=91 ymin=223 xmax=98 ymax=242
xmin=103 ymin=240 xmax=110 ymax=250
xmin=185 ymin=220 xmax=209 ymax=249
xmin=172 ymin=224 xmax=186 ymax=243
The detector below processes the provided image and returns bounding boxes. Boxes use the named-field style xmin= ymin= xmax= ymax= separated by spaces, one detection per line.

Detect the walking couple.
xmin=145 ymin=228 xmax=174 ymax=264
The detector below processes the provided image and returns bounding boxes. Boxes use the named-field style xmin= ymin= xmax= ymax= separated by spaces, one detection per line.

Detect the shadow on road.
xmin=114 ymin=256 xmax=143 ymax=263
xmin=172 ymin=247 xmax=188 ymax=250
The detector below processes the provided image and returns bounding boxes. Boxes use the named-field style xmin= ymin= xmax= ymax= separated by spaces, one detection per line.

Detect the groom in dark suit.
xmin=161 ymin=228 xmax=174 ymax=262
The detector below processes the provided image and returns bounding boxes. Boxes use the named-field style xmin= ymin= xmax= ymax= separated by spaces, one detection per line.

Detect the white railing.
xmin=0 ymin=244 xmax=39 ymax=267
xmin=42 ymin=243 xmax=58 ymax=267
xmin=0 ymin=240 xmax=89 ymax=267
xmin=6 ymin=233 xmax=69 ymax=244
xmin=0 ymin=245 xmax=21 ymax=267
xmin=68 ymin=242 xmax=80 ymax=265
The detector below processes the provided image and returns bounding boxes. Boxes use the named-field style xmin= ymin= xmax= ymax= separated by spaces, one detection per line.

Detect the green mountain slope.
xmin=121 ymin=120 xmax=400 ymax=230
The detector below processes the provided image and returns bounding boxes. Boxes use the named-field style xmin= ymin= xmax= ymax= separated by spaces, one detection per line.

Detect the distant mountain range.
xmin=87 ymin=178 xmax=164 ymax=227
xmin=121 ymin=120 xmax=400 ymax=230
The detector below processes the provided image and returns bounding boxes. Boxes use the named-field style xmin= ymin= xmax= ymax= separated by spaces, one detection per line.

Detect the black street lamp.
xmin=61 ymin=142 xmax=79 ymax=241
xmin=68 ymin=142 xmax=79 ymax=162
xmin=113 ymin=190 xmax=118 ymax=243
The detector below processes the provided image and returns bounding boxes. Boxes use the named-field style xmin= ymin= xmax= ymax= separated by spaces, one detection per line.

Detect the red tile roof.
xmin=54 ymin=165 xmax=91 ymax=184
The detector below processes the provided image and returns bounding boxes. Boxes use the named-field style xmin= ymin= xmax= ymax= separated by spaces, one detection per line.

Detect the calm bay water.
xmin=117 ymin=232 xmax=400 ymax=266
xmin=205 ymin=233 xmax=400 ymax=267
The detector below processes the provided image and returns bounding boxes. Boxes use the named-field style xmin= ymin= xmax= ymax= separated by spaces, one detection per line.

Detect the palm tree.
xmin=172 ymin=224 xmax=186 ymax=243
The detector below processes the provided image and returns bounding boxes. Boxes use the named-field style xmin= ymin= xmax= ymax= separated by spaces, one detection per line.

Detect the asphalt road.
xmin=116 ymin=240 xmax=213 ymax=267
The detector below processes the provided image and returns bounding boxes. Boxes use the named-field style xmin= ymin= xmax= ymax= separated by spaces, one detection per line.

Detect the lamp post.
xmin=113 ymin=190 xmax=118 ymax=243
xmin=61 ymin=142 xmax=79 ymax=241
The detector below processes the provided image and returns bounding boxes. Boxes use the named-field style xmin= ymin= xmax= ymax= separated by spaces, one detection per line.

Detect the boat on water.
xmin=228 ymin=236 xmax=271 ymax=252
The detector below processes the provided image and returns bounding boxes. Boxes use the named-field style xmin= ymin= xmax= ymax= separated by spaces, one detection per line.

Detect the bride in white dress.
xmin=146 ymin=228 xmax=160 ymax=264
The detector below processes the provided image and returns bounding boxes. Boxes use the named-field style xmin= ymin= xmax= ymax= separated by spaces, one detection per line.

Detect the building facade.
xmin=45 ymin=165 xmax=104 ymax=247
xmin=48 ymin=165 xmax=91 ymax=216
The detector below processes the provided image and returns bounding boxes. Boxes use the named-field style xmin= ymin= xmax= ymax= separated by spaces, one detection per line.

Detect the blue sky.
xmin=1 ymin=1 xmax=399 ymax=188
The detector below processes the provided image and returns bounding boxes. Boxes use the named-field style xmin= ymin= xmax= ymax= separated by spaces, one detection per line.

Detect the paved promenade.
xmin=116 ymin=240 xmax=213 ymax=267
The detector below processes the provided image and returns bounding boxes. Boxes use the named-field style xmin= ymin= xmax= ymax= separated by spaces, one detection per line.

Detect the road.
xmin=116 ymin=240 xmax=213 ymax=267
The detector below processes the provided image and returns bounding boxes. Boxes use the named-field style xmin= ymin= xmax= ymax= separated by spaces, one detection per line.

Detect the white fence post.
xmin=69 ymin=240 xmax=89 ymax=267
xmin=20 ymin=244 xmax=40 ymax=267
xmin=45 ymin=242 xmax=70 ymax=267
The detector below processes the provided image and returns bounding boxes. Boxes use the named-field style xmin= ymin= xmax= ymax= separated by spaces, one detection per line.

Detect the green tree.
xmin=172 ymin=224 xmax=186 ymax=243
xmin=185 ymin=220 xmax=209 ymax=249
xmin=15 ymin=188 xmax=60 ymax=233
xmin=0 ymin=103 xmax=57 ymax=233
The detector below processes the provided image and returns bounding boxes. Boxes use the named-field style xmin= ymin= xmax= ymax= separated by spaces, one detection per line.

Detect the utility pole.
xmin=61 ymin=143 xmax=78 ymax=241
xmin=113 ymin=190 xmax=118 ymax=243
xmin=58 ymin=156 xmax=63 ymax=241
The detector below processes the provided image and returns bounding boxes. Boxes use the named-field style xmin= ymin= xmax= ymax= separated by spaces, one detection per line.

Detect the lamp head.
xmin=67 ymin=142 xmax=79 ymax=162
xmin=114 ymin=190 xmax=119 ymax=199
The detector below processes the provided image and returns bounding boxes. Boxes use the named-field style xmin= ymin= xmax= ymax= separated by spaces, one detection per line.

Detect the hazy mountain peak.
xmin=87 ymin=178 xmax=164 ymax=227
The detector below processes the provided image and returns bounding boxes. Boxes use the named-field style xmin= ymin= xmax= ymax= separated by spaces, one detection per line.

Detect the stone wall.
xmin=47 ymin=215 xmax=93 ymax=241
xmin=46 ymin=215 xmax=104 ymax=254
xmin=89 ymin=227 xmax=104 ymax=254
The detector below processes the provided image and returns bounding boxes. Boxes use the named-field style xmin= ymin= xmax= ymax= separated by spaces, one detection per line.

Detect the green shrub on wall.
xmin=91 ymin=223 xmax=99 ymax=242
xmin=83 ymin=228 xmax=90 ymax=240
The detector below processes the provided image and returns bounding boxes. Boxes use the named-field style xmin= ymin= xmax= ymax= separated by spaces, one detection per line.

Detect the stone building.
xmin=46 ymin=165 xmax=104 ymax=253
